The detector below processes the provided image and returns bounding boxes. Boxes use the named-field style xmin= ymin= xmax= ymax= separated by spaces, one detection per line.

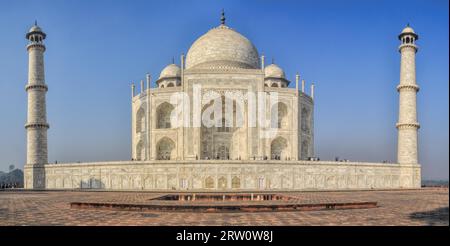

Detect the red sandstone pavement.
xmin=0 ymin=188 xmax=448 ymax=226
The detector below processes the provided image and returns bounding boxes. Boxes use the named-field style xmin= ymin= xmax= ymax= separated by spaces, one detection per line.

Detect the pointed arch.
xmin=218 ymin=176 xmax=227 ymax=189
xmin=136 ymin=107 xmax=146 ymax=133
xmin=301 ymin=107 xmax=310 ymax=133
xmin=157 ymin=102 xmax=174 ymax=128
xmin=301 ymin=139 xmax=309 ymax=159
xmin=156 ymin=137 xmax=175 ymax=160
xmin=271 ymin=137 xmax=288 ymax=160
xmin=271 ymin=102 xmax=288 ymax=129
xmin=136 ymin=140 xmax=145 ymax=161
xmin=232 ymin=176 xmax=240 ymax=189
xmin=205 ymin=176 xmax=214 ymax=189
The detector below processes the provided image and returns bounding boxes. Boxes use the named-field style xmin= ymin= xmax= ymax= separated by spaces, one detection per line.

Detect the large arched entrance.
xmin=200 ymin=95 xmax=244 ymax=160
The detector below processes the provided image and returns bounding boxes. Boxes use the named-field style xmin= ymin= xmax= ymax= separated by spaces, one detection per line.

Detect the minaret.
xmin=396 ymin=25 xmax=420 ymax=165
xmin=24 ymin=22 xmax=48 ymax=189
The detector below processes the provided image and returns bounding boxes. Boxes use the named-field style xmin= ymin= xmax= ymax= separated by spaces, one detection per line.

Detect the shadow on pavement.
xmin=409 ymin=207 xmax=449 ymax=226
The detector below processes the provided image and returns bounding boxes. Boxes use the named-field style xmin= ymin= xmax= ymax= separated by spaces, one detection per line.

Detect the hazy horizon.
xmin=0 ymin=0 xmax=448 ymax=180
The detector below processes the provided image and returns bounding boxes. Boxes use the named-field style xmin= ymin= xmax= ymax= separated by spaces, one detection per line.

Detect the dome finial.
xmin=34 ymin=20 xmax=37 ymax=26
xmin=221 ymin=9 xmax=226 ymax=25
xmin=172 ymin=56 xmax=175 ymax=64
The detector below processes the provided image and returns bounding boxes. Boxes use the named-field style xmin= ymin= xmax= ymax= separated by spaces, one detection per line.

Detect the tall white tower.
xmin=24 ymin=22 xmax=48 ymax=189
xmin=397 ymin=25 xmax=420 ymax=166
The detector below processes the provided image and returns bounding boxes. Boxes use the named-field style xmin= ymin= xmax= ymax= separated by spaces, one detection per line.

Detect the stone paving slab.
xmin=0 ymin=188 xmax=448 ymax=226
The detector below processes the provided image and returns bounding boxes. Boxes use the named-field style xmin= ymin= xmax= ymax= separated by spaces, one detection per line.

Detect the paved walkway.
xmin=0 ymin=188 xmax=447 ymax=225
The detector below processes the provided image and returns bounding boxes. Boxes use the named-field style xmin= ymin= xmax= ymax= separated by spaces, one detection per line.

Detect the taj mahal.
xmin=24 ymin=13 xmax=421 ymax=191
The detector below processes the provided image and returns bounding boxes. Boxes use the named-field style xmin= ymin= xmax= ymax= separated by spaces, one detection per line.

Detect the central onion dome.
xmin=185 ymin=19 xmax=260 ymax=70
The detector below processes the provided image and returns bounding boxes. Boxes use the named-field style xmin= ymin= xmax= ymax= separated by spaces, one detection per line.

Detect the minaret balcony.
xmin=398 ymin=43 xmax=418 ymax=52
xmin=25 ymin=122 xmax=50 ymax=129
xmin=27 ymin=42 xmax=46 ymax=51
xmin=396 ymin=122 xmax=420 ymax=130
xmin=396 ymin=84 xmax=420 ymax=92
xmin=25 ymin=84 xmax=48 ymax=92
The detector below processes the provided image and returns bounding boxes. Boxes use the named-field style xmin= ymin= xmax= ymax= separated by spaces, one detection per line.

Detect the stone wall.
xmin=24 ymin=161 xmax=421 ymax=190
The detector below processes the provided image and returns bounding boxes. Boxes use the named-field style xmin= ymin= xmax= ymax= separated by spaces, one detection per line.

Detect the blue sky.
xmin=0 ymin=0 xmax=448 ymax=180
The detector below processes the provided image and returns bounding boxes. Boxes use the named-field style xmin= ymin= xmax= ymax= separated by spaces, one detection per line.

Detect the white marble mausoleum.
xmin=23 ymin=15 xmax=421 ymax=191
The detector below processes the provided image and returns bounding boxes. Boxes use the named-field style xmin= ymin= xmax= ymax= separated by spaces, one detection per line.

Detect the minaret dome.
xmin=26 ymin=21 xmax=46 ymax=42
xmin=398 ymin=24 xmax=418 ymax=45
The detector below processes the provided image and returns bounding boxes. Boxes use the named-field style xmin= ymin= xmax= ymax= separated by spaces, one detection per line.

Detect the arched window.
xmin=271 ymin=137 xmax=287 ymax=160
xmin=271 ymin=83 xmax=279 ymax=87
xmin=232 ymin=176 xmax=240 ymax=189
xmin=218 ymin=177 xmax=227 ymax=189
xmin=406 ymin=37 xmax=410 ymax=43
xmin=301 ymin=107 xmax=310 ymax=133
xmin=136 ymin=107 xmax=145 ymax=133
xmin=157 ymin=102 xmax=174 ymax=128
xmin=136 ymin=141 xmax=145 ymax=161
xmin=271 ymin=102 xmax=288 ymax=129
xmin=301 ymin=140 xmax=309 ymax=160
xmin=205 ymin=176 xmax=214 ymax=189
xmin=156 ymin=137 xmax=175 ymax=160
xmin=166 ymin=82 xmax=174 ymax=87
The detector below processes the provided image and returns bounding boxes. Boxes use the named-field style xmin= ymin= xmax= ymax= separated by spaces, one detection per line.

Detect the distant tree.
xmin=8 ymin=164 xmax=15 ymax=172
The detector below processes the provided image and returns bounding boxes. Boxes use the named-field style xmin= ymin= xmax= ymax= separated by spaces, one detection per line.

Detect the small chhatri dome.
xmin=399 ymin=24 xmax=418 ymax=40
xmin=401 ymin=23 xmax=416 ymax=34
xmin=264 ymin=63 xmax=285 ymax=79
xmin=159 ymin=63 xmax=181 ymax=79
xmin=185 ymin=11 xmax=260 ymax=70
xmin=29 ymin=25 xmax=42 ymax=33
xmin=26 ymin=21 xmax=46 ymax=39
